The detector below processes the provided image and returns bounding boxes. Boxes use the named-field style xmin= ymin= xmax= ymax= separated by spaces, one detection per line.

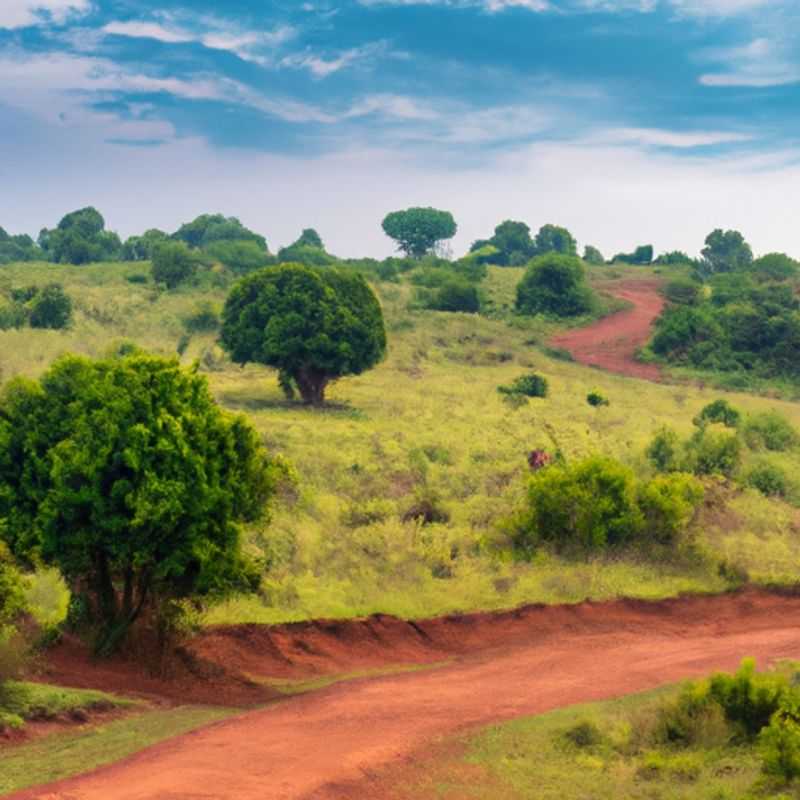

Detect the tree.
xmin=534 ymin=224 xmax=577 ymax=257
xmin=206 ymin=240 xmax=274 ymax=274
xmin=583 ymin=245 xmax=605 ymax=265
xmin=173 ymin=214 xmax=267 ymax=251
xmin=0 ymin=352 xmax=277 ymax=654
xmin=382 ymin=207 xmax=457 ymax=258
xmin=655 ymin=250 xmax=695 ymax=266
xmin=613 ymin=245 xmax=653 ymax=265
xmin=28 ymin=284 xmax=72 ymax=329
xmin=476 ymin=220 xmax=536 ymax=266
xmin=752 ymin=253 xmax=799 ymax=282
xmin=295 ymin=228 xmax=323 ymax=249
xmin=122 ymin=229 xmax=169 ymax=261
xmin=38 ymin=207 xmax=122 ymax=265
xmin=700 ymin=229 xmax=753 ymax=278
xmin=221 ymin=264 xmax=387 ymax=405
xmin=515 ymin=253 xmax=594 ymax=317
xmin=151 ymin=241 xmax=201 ymax=289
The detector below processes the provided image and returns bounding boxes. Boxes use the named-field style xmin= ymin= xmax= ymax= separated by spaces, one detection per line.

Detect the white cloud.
xmin=0 ymin=0 xmax=90 ymax=29
xmin=595 ymin=127 xmax=753 ymax=148
xmin=280 ymin=42 xmax=387 ymax=78
xmin=699 ymin=36 xmax=800 ymax=87
xmin=668 ymin=0 xmax=772 ymax=16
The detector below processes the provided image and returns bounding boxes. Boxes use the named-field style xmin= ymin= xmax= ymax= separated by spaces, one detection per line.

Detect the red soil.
xmin=13 ymin=589 xmax=800 ymax=800
xmin=550 ymin=278 xmax=665 ymax=380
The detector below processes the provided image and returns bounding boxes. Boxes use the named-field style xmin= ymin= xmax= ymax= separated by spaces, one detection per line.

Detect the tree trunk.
xmin=294 ymin=368 xmax=328 ymax=406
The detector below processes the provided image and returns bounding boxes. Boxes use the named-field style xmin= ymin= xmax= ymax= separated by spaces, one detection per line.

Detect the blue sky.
xmin=1 ymin=0 xmax=798 ymax=257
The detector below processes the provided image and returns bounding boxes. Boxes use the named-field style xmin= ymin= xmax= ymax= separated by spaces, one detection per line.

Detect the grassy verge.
xmin=0 ymin=705 xmax=234 ymax=796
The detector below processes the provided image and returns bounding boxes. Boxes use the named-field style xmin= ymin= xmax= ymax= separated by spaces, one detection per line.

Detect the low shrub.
xmin=184 ymin=301 xmax=220 ymax=333
xmin=498 ymin=373 xmax=549 ymax=399
xmin=746 ymin=462 xmax=790 ymax=498
xmin=402 ymin=489 xmax=450 ymax=526
xmin=693 ymin=399 xmax=741 ymax=429
xmin=427 ymin=280 xmax=481 ymax=313
xmin=28 ymin=284 xmax=73 ymax=330
xmin=646 ymin=427 xmax=683 ymax=473
xmin=743 ymin=411 xmax=799 ymax=452
xmin=663 ymin=278 xmax=703 ymax=306
xmin=760 ymin=695 xmax=800 ymax=782
xmin=684 ymin=428 xmax=742 ymax=478
xmin=563 ymin=719 xmax=604 ymax=748
xmin=637 ymin=473 xmax=704 ymax=545
xmin=587 ymin=391 xmax=609 ymax=407
xmin=341 ymin=499 xmax=394 ymax=528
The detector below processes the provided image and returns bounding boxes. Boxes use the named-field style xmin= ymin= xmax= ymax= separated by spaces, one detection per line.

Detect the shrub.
xmin=587 ymin=391 xmax=609 ymax=407
xmin=746 ymin=462 xmax=789 ymax=498
xmin=685 ymin=428 xmax=742 ymax=478
xmin=743 ymin=411 xmax=799 ymax=452
xmin=515 ymin=253 xmax=594 ymax=317
xmin=637 ymin=473 xmax=704 ymax=545
xmin=125 ymin=273 xmax=148 ymax=285
xmin=184 ymin=301 xmax=220 ymax=333
xmin=402 ymin=489 xmax=450 ymax=526
xmin=152 ymin=241 xmax=200 ymax=289
xmin=498 ymin=373 xmax=548 ymax=399
xmin=206 ymin=239 xmax=273 ymax=274
xmin=341 ymin=499 xmax=394 ymax=528
xmin=28 ymin=284 xmax=72 ymax=329
xmin=693 ymin=399 xmax=741 ymax=429
xmin=647 ymin=427 xmax=683 ymax=473
xmin=664 ymin=278 xmax=703 ymax=306
xmin=761 ymin=695 xmax=800 ymax=782
xmin=428 ymin=280 xmax=480 ymax=313
xmin=563 ymin=720 xmax=604 ymax=748
xmin=0 ymin=301 xmax=26 ymax=330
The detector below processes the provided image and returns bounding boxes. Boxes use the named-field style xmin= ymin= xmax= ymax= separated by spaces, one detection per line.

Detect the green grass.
xmin=0 ymin=705 xmax=234 ymax=796
xmin=0 ymin=681 xmax=132 ymax=725
xmin=394 ymin=684 xmax=777 ymax=800
xmin=2 ymin=260 xmax=800 ymax=627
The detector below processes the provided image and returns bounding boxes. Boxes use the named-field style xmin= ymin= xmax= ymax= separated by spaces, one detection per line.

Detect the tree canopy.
xmin=38 ymin=207 xmax=122 ymax=265
xmin=700 ymin=229 xmax=753 ymax=278
xmin=583 ymin=245 xmax=605 ymax=265
xmin=221 ymin=263 xmax=387 ymax=404
xmin=173 ymin=214 xmax=267 ymax=251
xmin=534 ymin=224 xmax=577 ymax=257
xmin=151 ymin=241 xmax=203 ymax=288
xmin=0 ymin=352 xmax=277 ymax=654
xmin=382 ymin=207 xmax=457 ymax=258
xmin=515 ymin=253 xmax=594 ymax=317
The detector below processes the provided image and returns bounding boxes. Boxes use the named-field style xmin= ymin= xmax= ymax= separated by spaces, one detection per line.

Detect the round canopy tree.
xmin=515 ymin=253 xmax=594 ymax=317
xmin=0 ymin=352 xmax=278 ymax=654
xmin=221 ymin=264 xmax=387 ymax=405
xmin=381 ymin=207 xmax=457 ymax=258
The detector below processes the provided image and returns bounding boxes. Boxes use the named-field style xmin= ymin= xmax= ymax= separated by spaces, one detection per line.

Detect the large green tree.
xmin=221 ymin=264 xmax=387 ymax=405
xmin=0 ymin=353 xmax=277 ymax=654
xmin=382 ymin=207 xmax=457 ymax=258
xmin=700 ymin=229 xmax=753 ymax=278
xmin=151 ymin=241 xmax=202 ymax=288
xmin=534 ymin=224 xmax=578 ymax=257
xmin=515 ymin=253 xmax=594 ymax=317
xmin=38 ymin=207 xmax=122 ymax=265
xmin=173 ymin=214 xmax=267 ymax=251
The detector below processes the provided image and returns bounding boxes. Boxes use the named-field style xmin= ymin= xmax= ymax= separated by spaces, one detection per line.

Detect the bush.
xmin=428 ymin=280 xmax=480 ymax=313
xmin=663 ymin=278 xmax=702 ymax=306
xmin=563 ymin=720 xmax=604 ymax=748
xmin=693 ymin=399 xmax=741 ymax=429
xmin=152 ymin=241 xmax=200 ymax=289
xmin=184 ymin=301 xmax=220 ymax=333
xmin=746 ymin=462 xmax=789 ymax=498
xmin=0 ymin=301 xmax=26 ymax=330
xmin=647 ymin=427 xmax=683 ymax=473
xmin=685 ymin=428 xmax=742 ymax=478
xmin=743 ymin=411 xmax=799 ymax=452
xmin=637 ymin=473 xmax=704 ymax=545
xmin=28 ymin=284 xmax=72 ymax=330
xmin=761 ymin=695 xmax=800 ymax=782
xmin=205 ymin=239 xmax=273 ymax=274
xmin=515 ymin=253 xmax=594 ymax=317
xmin=498 ymin=373 xmax=548 ymax=399
xmin=341 ymin=499 xmax=394 ymax=528
xmin=587 ymin=391 xmax=609 ymax=407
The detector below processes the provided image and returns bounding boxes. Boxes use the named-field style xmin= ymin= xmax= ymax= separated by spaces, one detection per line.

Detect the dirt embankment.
xmin=14 ymin=589 xmax=800 ymax=800
xmin=550 ymin=278 xmax=664 ymax=380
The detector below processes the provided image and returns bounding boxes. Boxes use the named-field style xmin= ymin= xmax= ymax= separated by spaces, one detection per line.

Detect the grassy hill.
xmin=2 ymin=260 xmax=800 ymax=626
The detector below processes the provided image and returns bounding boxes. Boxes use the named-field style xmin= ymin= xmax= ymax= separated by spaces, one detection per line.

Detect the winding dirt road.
xmin=13 ymin=591 xmax=800 ymax=800
xmin=550 ymin=278 xmax=664 ymax=380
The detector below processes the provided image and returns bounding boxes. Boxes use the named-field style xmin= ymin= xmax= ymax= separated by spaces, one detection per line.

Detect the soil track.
xmin=13 ymin=589 xmax=800 ymax=800
xmin=550 ymin=278 xmax=664 ymax=380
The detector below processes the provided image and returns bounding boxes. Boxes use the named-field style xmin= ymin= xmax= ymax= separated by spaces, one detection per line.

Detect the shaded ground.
xmin=11 ymin=589 xmax=800 ymax=800
xmin=550 ymin=279 xmax=664 ymax=380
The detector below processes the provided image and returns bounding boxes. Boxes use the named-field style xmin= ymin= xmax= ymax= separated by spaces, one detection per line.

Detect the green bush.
xmin=746 ymin=462 xmax=789 ymax=498
xmin=0 ymin=301 xmax=26 ymax=330
xmin=694 ymin=399 xmax=741 ymax=429
xmin=760 ymin=695 xmax=800 ymax=782
xmin=685 ymin=428 xmax=742 ymax=478
xmin=637 ymin=473 xmax=704 ymax=545
xmin=515 ymin=253 xmax=594 ymax=317
xmin=587 ymin=391 xmax=609 ymax=407
xmin=205 ymin=239 xmax=273 ymax=274
xmin=743 ymin=411 xmax=799 ymax=452
xmin=498 ymin=373 xmax=548 ymax=399
xmin=664 ymin=278 xmax=702 ymax=306
xmin=646 ymin=427 xmax=683 ymax=473
xmin=184 ymin=301 xmax=220 ymax=333
xmin=28 ymin=284 xmax=72 ymax=330
xmin=152 ymin=241 xmax=201 ymax=289
xmin=428 ymin=280 xmax=480 ymax=313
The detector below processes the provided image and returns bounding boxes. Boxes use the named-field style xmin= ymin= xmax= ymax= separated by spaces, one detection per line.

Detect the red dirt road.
xmin=13 ymin=591 xmax=800 ymax=800
xmin=550 ymin=279 xmax=664 ymax=380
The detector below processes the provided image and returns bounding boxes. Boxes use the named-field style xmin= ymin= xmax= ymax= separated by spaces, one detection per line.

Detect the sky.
xmin=0 ymin=0 xmax=798 ymax=258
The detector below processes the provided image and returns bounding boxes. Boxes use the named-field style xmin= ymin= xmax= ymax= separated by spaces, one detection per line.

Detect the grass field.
xmin=2 ymin=260 xmax=800 ymax=626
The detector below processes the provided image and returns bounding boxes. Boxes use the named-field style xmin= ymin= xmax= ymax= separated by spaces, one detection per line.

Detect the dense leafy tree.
xmin=752 ymin=252 xmax=799 ymax=282
xmin=221 ymin=264 xmax=387 ymax=405
xmin=655 ymin=250 xmax=696 ymax=266
xmin=515 ymin=253 xmax=594 ymax=317
xmin=699 ymin=229 xmax=753 ymax=278
xmin=382 ymin=207 xmax=457 ymax=258
xmin=534 ymin=224 xmax=577 ymax=257
xmin=613 ymin=245 xmax=654 ymax=265
xmin=173 ymin=214 xmax=267 ymax=251
xmin=0 ymin=228 xmax=42 ymax=264
xmin=0 ymin=352 xmax=277 ymax=653
xmin=28 ymin=284 xmax=72 ymax=329
xmin=277 ymin=242 xmax=337 ymax=267
xmin=38 ymin=207 xmax=122 ymax=265
xmin=473 ymin=220 xmax=535 ymax=266
xmin=206 ymin=240 xmax=274 ymax=274
xmin=583 ymin=245 xmax=605 ymax=265
xmin=122 ymin=229 xmax=169 ymax=261
xmin=294 ymin=228 xmax=324 ymax=249
xmin=151 ymin=241 xmax=202 ymax=289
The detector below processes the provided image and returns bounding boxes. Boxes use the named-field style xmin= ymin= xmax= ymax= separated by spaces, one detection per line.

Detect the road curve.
xmin=12 ymin=591 xmax=800 ymax=800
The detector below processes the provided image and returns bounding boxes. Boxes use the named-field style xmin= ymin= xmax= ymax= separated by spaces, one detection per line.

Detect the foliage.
xmin=0 ymin=352 xmax=278 ymax=654
xmin=751 ymin=252 xmax=799 ymax=282
xmin=220 ymin=264 xmax=387 ymax=405
xmin=684 ymin=427 xmax=742 ymax=478
xmin=427 ymin=279 xmax=480 ymax=313
xmin=663 ymin=278 xmax=702 ymax=306
xmin=515 ymin=253 xmax=594 ymax=317
xmin=587 ymin=391 xmax=609 ymax=407
xmin=693 ymin=399 xmax=741 ymax=429
xmin=183 ymin=301 xmax=220 ymax=333
xmin=743 ymin=411 xmax=799 ymax=452
xmin=0 ymin=544 xmax=26 ymax=632
xmin=471 ymin=221 xmax=536 ymax=266
xmin=206 ymin=240 xmax=274 ymax=274
xmin=655 ymin=250 xmax=697 ymax=267
xmin=534 ymin=224 xmax=577 ymax=257
xmin=173 ymin=213 xmax=266 ymax=250
xmin=746 ymin=462 xmax=789 ymax=498
xmin=646 ymin=427 xmax=683 ymax=473
xmin=760 ymin=694 xmax=800 ymax=782
xmin=151 ymin=241 xmax=202 ymax=289
xmin=38 ymin=207 xmax=122 ymax=265
xmin=277 ymin=230 xmax=336 ymax=267
xmin=612 ymin=245 xmax=653 ymax=265
xmin=508 ymin=456 xmax=702 ymax=555
xmin=699 ymin=228 xmax=753 ymax=279
xmin=0 ymin=227 xmax=42 ymax=264
xmin=121 ymin=229 xmax=169 ymax=261
xmin=381 ymin=207 xmax=457 ymax=258
xmin=28 ymin=284 xmax=73 ymax=329
xmin=583 ymin=245 xmax=605 ymax=265
xmin=498 ymin=373 xmax=549 ymax=399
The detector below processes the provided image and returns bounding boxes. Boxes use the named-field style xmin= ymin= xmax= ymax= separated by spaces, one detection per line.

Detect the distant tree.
xmin=515 ymin=253 xmax=594 ymax=317
xmin=122 ymin=229 xmax=169 ymax=261
xmin=151 ymin=241 xmax=202 ymax=289
xmin=534 ymin=224 xmax=577 ymax=257
xmin=382 ymin=207 xmax=457 ymax=259
xmin=583 ymin=245 xmax=605 ymax=265
xmin=752 ymin=253 xmax=799 ymax=282
xmin=173 ymin=214 xmax=267 ymax=251
xmin=28 ymin=284 xmax=73 ymax=329
xmin=655 ymin=250 xmax=695 ymax=267
xmin=699 ymin=229 xmax=753 ymax=279
xmin=613 ymin=245 xmax=654 ymax=265
xmin=221 ymin=264 xmax=387 ymax=405
xmin=38 ymin=207 xmax=122 ymax=265
xmin=206 ymin=240 xmax=274 ymax=274
xmin=0 ymin=229 xmax=42 ymax=264
xmin=0 ymin=352 xmax=277 ymax=655
xmin=487 ymin=220 xmax=536 ymax=266
xmin=295 ymin=228 xmax=324 ymax=249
